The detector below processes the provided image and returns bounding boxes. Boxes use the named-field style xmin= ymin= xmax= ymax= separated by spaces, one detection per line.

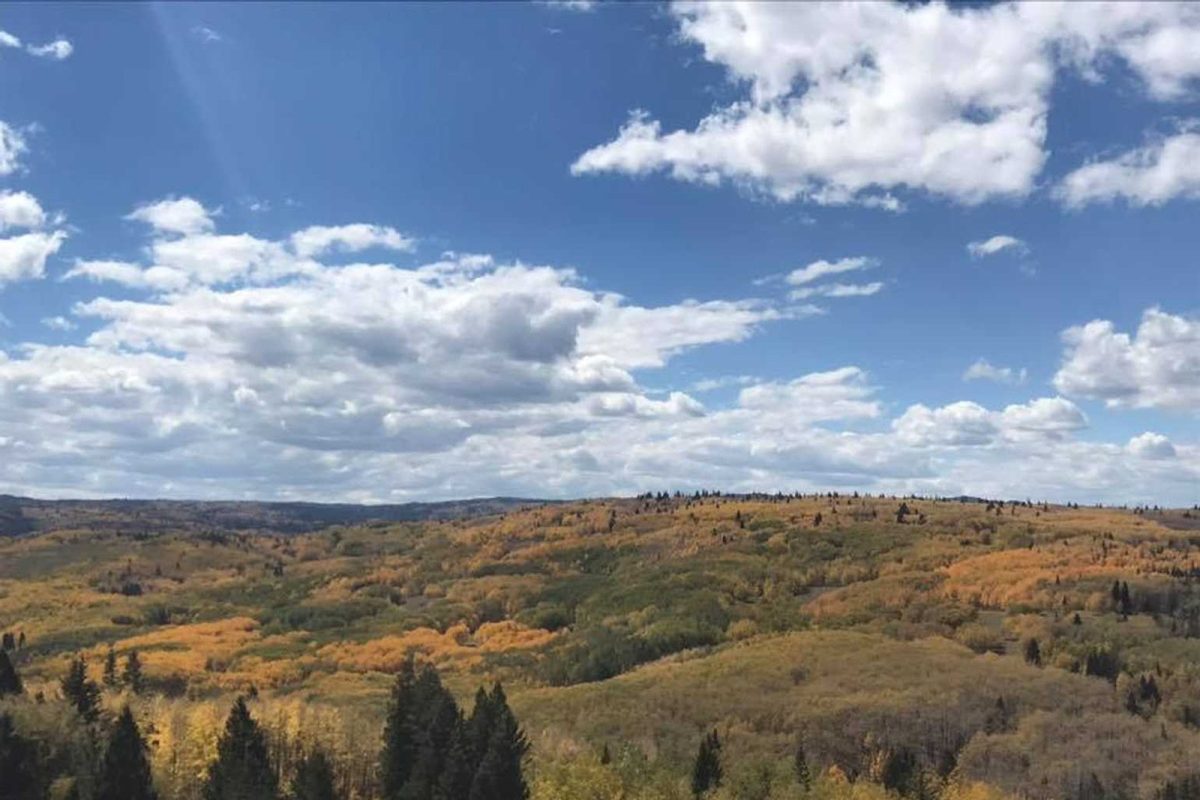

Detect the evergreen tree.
xmin=61 ymin=656 xmax=101 ymax=724
xmin=291 ymin=750 xmax=337 ymax=800
xmin=794 ymin=743 xmax=811 ymax=789
xmin=103 ymin=646 xmax=118 ymax=688
xmin=1023 ymin=638 xmax=1042 ymax=667
xmin=123 ymin=650 xmax=144 ymax=694
xmin=0 ymin=650 xmax=22 ymax=697
xmin=202 ymin=698 xmax=279 ymax=800
xmin=1120 ymin=582 xmax=1133 ymax=616
xmin=1 ymin=632 xmax=13 ymax=651
xmin=380 ymin=659 xmax=419 ymax=799
xmin=435 ymin=723 xmax=475 ymax=800
xmin=96 ymin=706 xmax=157 ymax=800
xmin=467 ymin=684 xmax=529 ymax=800
xmin=0 ymin=712 xmax=43 ymax=800
xmin=690 ymin=730 xmax=723 ymax=798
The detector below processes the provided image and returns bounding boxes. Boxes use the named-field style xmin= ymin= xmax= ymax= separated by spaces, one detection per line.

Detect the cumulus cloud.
xmin=1053 ymin=308 xmax=1200 ymax=410
xmin=573 ymin=2 xmax=1200 ymax=208
xmin=1057 ymin=130 xmax=1200 ymax=208
xmin=6 ymin=208 xmax=1195 ymax=505
xmin=290 ymin=224 xmax=415 ymax=258
xmin=0 ymin=231 xmax=66 ymax=285
xmin=1128 ymin=432 xmax=1176 ymax=460
xmin=0 ymin=191 xmax=46 ymax=231
xmin=894 ymin=396 xmax=1086 ymax=447
xmin=967 ymin=235 xmax=1027 ymax=258
xmin=127 ymin=197 xmax=216 ymax=236
xmin=963 ymin=359 xmax=1027 ymax=385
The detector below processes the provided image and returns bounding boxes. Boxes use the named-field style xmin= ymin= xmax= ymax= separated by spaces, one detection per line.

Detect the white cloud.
xmin=0 ymin=31 xmax=20 ymax=49
xmin=789 ymin=281 xmax=884 ymax=301
xmin=0 ymin=191 xmax=46 ymax=231
xmin=967 ymin=235 xmax=1027 ymax=258
xmin=127 ymin=197 xmax=216 ymax=236
xmin=0 ymin=231 xmax=66 ymax=285
xmin=41 ymin=315 xmax=76 ymax=332
xmin=0 ymin=121 xmax=27 ymax=176
xmin=1128 ymin=432 xmax=1176 ymax=460
xmin=786 ymin=256 xmax=876 ymax=286
xmin=1053 ymin=308 xmax=1200 ymax=410
xmin=290 ymin=224 xmax=415 ymax=258
xmin=192 ymin=26 xmax=223 ymax=43
xmin=7 ymin=208 xmax=1197 ymax=505
xmin=963 ymin=359 xmax=1027 ymax=385
xmin=1057 ymin=130 xmax=1200 ymax=208
xmin=894 ymin=396 xmax=1086 ymax=447
xmin=573 ymin=2 xmax=1200 ymax=208
xmin=26 ymin=39 xmax=72 ymax=60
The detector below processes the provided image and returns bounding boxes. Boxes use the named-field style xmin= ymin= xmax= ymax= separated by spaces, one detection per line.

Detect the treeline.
xmin=0 ymin=651 xmax=528 ymax=800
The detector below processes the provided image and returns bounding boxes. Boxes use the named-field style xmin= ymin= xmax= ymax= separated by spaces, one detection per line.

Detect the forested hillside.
xmin=2 ymin=493 xmax=1200 ymax=800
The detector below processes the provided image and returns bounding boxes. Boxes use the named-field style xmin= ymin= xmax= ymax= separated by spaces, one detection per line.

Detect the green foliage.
xmin=0 ymin=650 xmax=23 ymax=697
xmin=123 ymin=650 xmax=144 ymax=694
xmin=0 ymin=712 xmax=44 ymax=800
xmin=290 ymin=750 xmax=337 ymax=800
xmin=202 ymin=698 xmax=279 ymax=800
xmin=96 ymin=707 xmax=157 ymax=800
xmin=60 ymin=657 xmax=101 ymax=724
xmin=691 ymin=731 xmax=723 ymax=798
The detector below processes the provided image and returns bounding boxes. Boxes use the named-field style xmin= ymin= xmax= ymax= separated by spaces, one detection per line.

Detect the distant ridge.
xmin=0 ymin=494 xmax=554 ymax=537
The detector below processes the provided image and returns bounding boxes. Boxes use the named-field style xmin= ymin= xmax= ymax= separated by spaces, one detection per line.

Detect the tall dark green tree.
xmin=96 ymin=707 xmax=157 ymax=800
xmin=467 ymin=685 xmax=529 ymax=800
xmin=380 ymin=659 xmax=419 ymax=799
xmin=0 ymin=650 xmax=22 ymax=697
xmin=794 ymin=743 xmax=811 ymax=789
xmin=103 ymin=647 xmax=118 ymax=688
xmin=436 ymin=723 xmax=475 ymax=800
xmin=202 ymin=698 xmax=278 ymax=800
xmin=691 ymin=730 xmax=723 ymax=798
xmin=1023 ymin=638 xmax=1042 ymax=667
xmin=61 ymin=656 xmax=101 ymax=723
xmin=0 ymin=713 xmax=44 ymax=800
xmin=291 ymin=750 xmax=337 ymax=800
xmin=123 ymin=650 xmax=144 ymax=695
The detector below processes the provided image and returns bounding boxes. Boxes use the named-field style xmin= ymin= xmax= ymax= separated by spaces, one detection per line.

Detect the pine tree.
xmin=0 ymin=649 xmax=22 ymax=697
xmin=61 ymin=656 xmax=101 ymax=723
xmin=97 ymin=706 xmax=158 ymax=800
xmin=794 ymin=743 xmax=811 ymax=789
xmin=381 ymin=659 xmax=419 ymax=800
xmin=103 ymin=646 xmax=118 ymax=688
xmin=202 ymin=698 xmax=279 ymax=800
xmin=123 ymin=650 xmax=144 ymax=694
xmin=0 ymin=712 xmax=44 ymax=800
xmin=291 ymin=750 xmax=337 ymax=800
xmin=435 ymin=723 xmax=475 ymax=800
xmin=690 ymin=730 xmax=723 ymax=798
xmin=1023 ymin=638 xmax=1042 ymax=667
xmin=468 ymin=684 xmax=529 ymax=800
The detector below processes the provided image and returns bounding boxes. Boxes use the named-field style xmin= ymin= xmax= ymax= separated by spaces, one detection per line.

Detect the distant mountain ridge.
xmin=0 ymin=494 xmax=552 ymax=537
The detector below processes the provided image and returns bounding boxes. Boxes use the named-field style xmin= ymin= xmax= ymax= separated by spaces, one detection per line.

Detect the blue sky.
xmin=0 ymin=2 xmax=1196 ymax=503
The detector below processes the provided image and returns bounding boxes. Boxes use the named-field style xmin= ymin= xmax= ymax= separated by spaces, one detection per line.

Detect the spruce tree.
xmin=0 ymin=712 xmax=44 ymax=800
xmin=794 ymin=743 xmax=811 ymax=789
xmin=103 ymin=646 xmax=118 ymax=688
xmin=690 ymin=730 xmax=723 ymax=798
xmin=291 ymin=750 xmax=337 ymax=800
xmin=97 ymin=706 xmax=157 ymax=800
xmin=61 ymin=656 xmax=101 ymax=723
xmin=0 ymin=649 xmax=22 ymax=697
xmin=202 ymin=697 xmax=279 ymax=800
xmin=123 ymin=650 xmax=144 ymax=694
xmin=380 ymin=659 xmax=419 ymax=799
xmin=1023 ymin=638 xmax=1042 ymax=667
xmin=435 ymin=723 xmax=475 ymax=800
xmin=467 ymin=684 xmax=529 ymax=800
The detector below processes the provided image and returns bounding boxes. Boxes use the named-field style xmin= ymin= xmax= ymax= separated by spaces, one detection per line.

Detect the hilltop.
xmin=2 ymin=493 xmax=1200 ymax=799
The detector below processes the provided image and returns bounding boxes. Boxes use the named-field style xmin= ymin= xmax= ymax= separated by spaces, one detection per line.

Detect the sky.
xmin=0 ymin=1 xmax=1196 ymax=505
